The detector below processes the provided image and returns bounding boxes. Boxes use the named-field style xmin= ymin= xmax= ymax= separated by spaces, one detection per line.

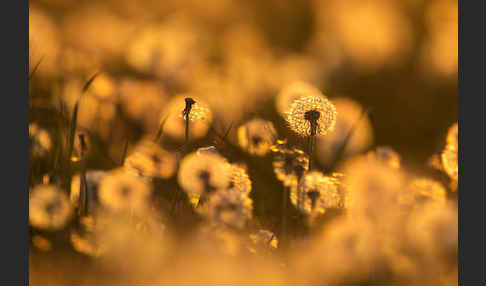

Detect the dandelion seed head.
xmin=237 ymin=118 xmax=277 ymax=156
xmin=178 ymin=152 xmax=231 ymax=204
xmin=291 ymin=171 xmax=341 ymax=217
xmin=228 ymin=164 xmax=252 ymax=196
xmin=98 ymin=169 xmax=152 ymax=214
xmin=198 ymin=190 xmax=253 ymax=230
xmin=162 ymin=95 xmax=213 ymax=141
xmin=124 ymin=140 xmax=177 ymax=179
xmin=29 ymin=123 xmax=53 ymax=156
xmin=272 ymin=141 xmax=309 ymax=187
xmin=286 ymin=94 xmax=337 ymax=137
xmin=29 ymin=185 xmax=73 ymax=230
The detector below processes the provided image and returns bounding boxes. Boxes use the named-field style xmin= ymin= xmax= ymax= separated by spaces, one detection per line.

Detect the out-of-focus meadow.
xmin=29 ymin=0 xmax=458 ymax=285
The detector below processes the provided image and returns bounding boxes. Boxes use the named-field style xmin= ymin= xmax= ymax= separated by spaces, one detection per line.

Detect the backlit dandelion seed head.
xmin=29 ymin=185 xmax=73 ymax=230
xmin=29 ymin=123 xmax=52 ymax=156
xmin=198 ymin=190 xmax=253 ymax=230
xmin=291 ymin=171 xmax=341 ymax=217
xmin=237 ymin=118 xmax=277 ymax=156
xmin=399 ymin=178 xmax=447 ymax=207
xmin=124 ymin=140 xmax=177 ymax=179
xmin=178 ymin=152 xmax=231 ymax=204
xmin=272 ymin=141 xmax=309 ymax=188
xmin=162 ymin=95 xmax=213 ymax=141
xmin=228 ymin=164 xmax=252 ymax=196
xmin=276 ymin=81 xmax=321 ymax=117
xmin=286 ymin=94 xmax=337 ymax=137
xmin=98 ymin=169 xmax=152 ymax=213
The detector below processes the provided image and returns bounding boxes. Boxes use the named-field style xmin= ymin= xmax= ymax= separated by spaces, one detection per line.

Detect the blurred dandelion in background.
xmin=291 ymin=171 xmax=341 ymax=218
xmin=29 ymin=185 xmax=73 ymax=230
xmin=198 ymin=189 xmax=253 ymax=230
xmin=178 ymin=151 xmax=230 ymax=206
xmin=271 ymin=140 xmax=309 ymax=188
xmin=227 ymin=164 xmax=252 ymax=196
xmin=124 ymin=139 xmax=177 ymax=179
xmin=237 ymin=118 xmax=277 ymax=156
xmin=98 ymin=169 xmax=152 ymax=214
xmin=29 ymin=123 xmax=52 ymax=157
